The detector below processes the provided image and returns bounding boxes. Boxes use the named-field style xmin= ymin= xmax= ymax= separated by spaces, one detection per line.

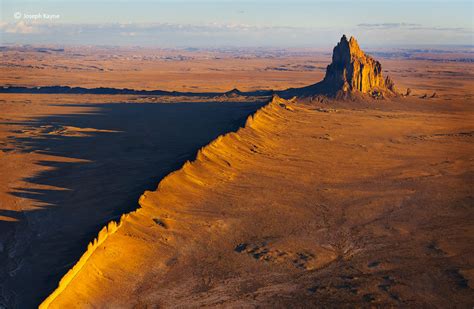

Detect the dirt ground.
xmin=1 ymin=46 xmax=472 ymax=98
xmin=0 ymin=47 xmax=473 ymax=307
xmin=40 ymin=95 xmax=474 ymax=308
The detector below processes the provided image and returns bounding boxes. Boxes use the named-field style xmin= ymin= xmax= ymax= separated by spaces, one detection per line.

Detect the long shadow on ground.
xmin=0 ymin=100 xmax=265 ymax=308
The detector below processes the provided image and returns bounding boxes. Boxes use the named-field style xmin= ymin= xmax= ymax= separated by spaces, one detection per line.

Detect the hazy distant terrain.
xmin=1 ymin=45 xmax=472 ymax=96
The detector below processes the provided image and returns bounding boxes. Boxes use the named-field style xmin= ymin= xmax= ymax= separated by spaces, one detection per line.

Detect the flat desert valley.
xmin=0 ymin=43 xmax=473 ymax=307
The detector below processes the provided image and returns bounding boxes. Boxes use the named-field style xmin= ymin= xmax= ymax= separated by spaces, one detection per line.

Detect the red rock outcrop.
xmin=324 ymin=35 xmax=395 ymax=95
xmin=282 ymin=35 xmax=397 ymax=98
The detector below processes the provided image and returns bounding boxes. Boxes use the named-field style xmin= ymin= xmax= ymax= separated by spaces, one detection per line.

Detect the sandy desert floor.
xmin=41 ymin=96 xmax=474 ymax=308
xmin=0 ymin=94 xmax=266 ymax=307
xmin=0 ymin=47 xmax=473 ymax=307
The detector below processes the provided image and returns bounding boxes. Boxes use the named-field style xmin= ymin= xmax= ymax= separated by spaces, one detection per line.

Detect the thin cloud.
xmin=1 ymin=21 xmax=472 ymax=47
xmin=358 ymin=23 xmax=421 ymax=29
xmin=0 ymin=21 xmax=320 ymax=47
xmin=0 ymin=21 xmax=305 ymax=35
xmin=0 ymin=21 xmax=41 ymax=34
xmin=357 ymin=22 xmax=471 ymax=33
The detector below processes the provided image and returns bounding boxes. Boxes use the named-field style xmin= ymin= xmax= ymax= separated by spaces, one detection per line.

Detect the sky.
xmin=1 ymin=0 xmax=473 ymax=47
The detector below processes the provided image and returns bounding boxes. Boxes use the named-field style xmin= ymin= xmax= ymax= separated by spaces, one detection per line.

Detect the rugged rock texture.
xmin=281 ymin=35 xmax=397 ymax=98
xmin=324 ymin=35 xmax=395 ymax=95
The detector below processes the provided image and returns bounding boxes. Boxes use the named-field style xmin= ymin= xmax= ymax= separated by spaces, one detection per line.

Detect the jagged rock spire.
xmin=280 ymin=35 xmax=396 ymax=98
xmin=323 ymin=35 xmax=396 ymax=95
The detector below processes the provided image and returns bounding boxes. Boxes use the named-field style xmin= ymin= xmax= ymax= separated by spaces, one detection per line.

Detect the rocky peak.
xmin=330 ymin=35 xmax=362 ymax=66
xmin=279 ymin=35 xmax=397 ymax=99
xmin=323 ymin=35 xmax=396 ymax=96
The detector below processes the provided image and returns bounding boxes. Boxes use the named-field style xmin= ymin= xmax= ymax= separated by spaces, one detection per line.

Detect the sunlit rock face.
xmin=280 ymin=35 xmax=397 ymax=98
xmin=323 ymin=35 xmax=396 ymax=95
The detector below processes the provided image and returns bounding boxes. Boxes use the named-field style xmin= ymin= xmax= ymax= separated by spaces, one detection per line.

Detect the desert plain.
xmin=0 ymin=43 xmax=473 ymax=308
